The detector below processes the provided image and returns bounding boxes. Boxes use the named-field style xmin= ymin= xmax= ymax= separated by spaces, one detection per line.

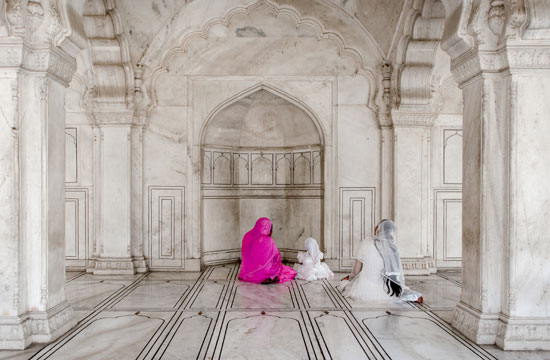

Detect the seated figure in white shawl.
xmin=293 ymin=237 xmax=334 ymax=281
xmin=340 ymin=219 xmax=422 ymax=303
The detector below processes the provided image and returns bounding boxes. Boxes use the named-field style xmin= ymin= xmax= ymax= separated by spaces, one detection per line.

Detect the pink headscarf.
xmin=238 ymin=217 xmax=296 ymax=283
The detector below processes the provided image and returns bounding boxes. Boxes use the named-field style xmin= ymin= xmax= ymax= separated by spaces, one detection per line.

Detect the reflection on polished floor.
xmin=1 ymin=266 xmax=549 ymax=360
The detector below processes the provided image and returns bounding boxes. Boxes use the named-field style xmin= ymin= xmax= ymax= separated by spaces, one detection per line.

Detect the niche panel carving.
xmin=251 ymin=153 xmax=273 ymax=185
xmin=65 ymin=188 xmax=89 ymax=268
xmin=149 ymin=186 xmax=185 ymax=269
xmin=203 ymin=148 xmax=322 ymax=188
xmin=434 ymin=190 xmax=462 ymax=268
xmin=443 ymin=129 xmax=462 ymax=184
xmin=339 ymin=187 xmax=375 ymax=269
xmin=275 ymin=153 xmax=292 ymax=185
xmin=293 ymin=152 xmax=311 ymax=185
xmin=233 ymin=153 xmax=249 ymax=185
xmin=213 ymin=152 xmax=232 ymax=185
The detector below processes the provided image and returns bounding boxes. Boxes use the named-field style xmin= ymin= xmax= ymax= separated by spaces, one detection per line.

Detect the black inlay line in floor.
xmin=342 ymin=310 xmax=390 ymax=360
xmin=216 ymin=313 xmax=312 ymax=360
xmin=65 ymin=272 xmax=86 ymax=283
xmin=107 ymin=280 xmax=192 ymax=310
xmin=201 ymin=311 xmax=223 ymax=360
xmin=178 ymin=266 xmax=210 ymax=309
xmin=29 ymin=274 xmax=148 ymax=360
xmin=150 ymin=311 xmax=185 ymax=359
xmin=300 ymin=311 xmax=321 ymax=360
xmin=313 ymin=312 xmax=376 ymax=360
xmin=411 ymin=304 xmax=499 ymax=360
xmin=322 ymin=279 xmax=350 ymax=310
xmin=436 ymin=272 xmax=462 ymax=286
xmin=137 ymin=312 xmax=179 ymax=360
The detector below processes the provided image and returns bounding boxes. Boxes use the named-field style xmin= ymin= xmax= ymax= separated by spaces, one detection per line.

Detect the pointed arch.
xmin=199 ymin=83 xmax=326 ymax=147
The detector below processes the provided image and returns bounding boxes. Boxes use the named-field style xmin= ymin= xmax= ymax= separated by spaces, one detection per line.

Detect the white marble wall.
xmin=62 ymin=0 xmax=460 ymax=275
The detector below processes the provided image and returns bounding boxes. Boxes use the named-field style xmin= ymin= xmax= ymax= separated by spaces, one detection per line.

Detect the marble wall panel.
xmin=339 ymin=188 xmax=375 ymax=268
xmin=275 ymin=153 xmax=292 ymax=185
xmin=65 ymin=128 xmax=78 ymax=183
xmin=251 ymin=153 xmax=273 ymax=185
xmin=149 ymin=186 xmax=184 ymax=269
xmin=65 ymin=189 xmax=89 ymax=268
xmin=202 ymin=197 xmax=322 ymax=264
xmin=443 ymin=129 xmax=463 ymax=185
xmin=434 ymin=190 xmax=463 ymax=268
xmin=213 ymin=152 xmax=232 ymax=185
xmin=144 ymin=106 xmax=188 ymax=186
xmin=233 ymin=153 xmax=249 ymax=185
xmin=293 ymin=152 xmax=312 ymax=185
xmin=337 ymin=106 xmax=380 ymax=187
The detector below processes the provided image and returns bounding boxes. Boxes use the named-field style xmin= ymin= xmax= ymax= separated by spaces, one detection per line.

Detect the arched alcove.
xmin=201 ymin=89 xmax=324 ymax=265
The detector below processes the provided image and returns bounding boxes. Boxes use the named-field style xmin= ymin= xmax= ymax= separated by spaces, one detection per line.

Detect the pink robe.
xmin=238 ymin=218 xmax=296 ymax=283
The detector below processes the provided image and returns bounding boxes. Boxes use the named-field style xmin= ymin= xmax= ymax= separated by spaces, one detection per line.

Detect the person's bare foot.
xmin=341 ymin=275 xmax=350 ymax=281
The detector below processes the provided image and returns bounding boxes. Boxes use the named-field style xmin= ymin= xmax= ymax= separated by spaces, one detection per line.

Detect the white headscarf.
xmin=373 ymin=219 xmax=422 ymax=302
xmin=373 ymin=219 xmax=405 ymax=287
xmin=304 ymin=237 xmax=323 ymax=263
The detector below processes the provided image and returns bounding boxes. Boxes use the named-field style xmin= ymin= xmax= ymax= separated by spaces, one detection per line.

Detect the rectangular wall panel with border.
xmin=434 ymin=189 xmax=462 ymax=268
xmin=149 ymin=186 xmax=185 ymax=269
xmin=339 ymin=187 xmax=375 ymax=269
xmin=65 ymin=188 xmax=89 ymax=269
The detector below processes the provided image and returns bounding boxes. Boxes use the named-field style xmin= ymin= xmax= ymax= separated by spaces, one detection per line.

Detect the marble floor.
xmin=2 ymin=266 xmax=550 ymax=359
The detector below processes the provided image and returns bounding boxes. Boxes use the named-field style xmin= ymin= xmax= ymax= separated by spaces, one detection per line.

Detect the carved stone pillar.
xmin=442 ymin=0 xmax=550 ymax=349
xmin=448 ymin=49 xmax=507 ymax=345
xmin=390 ymin=112 xmax=435 ymax=275
xmin=0 ymin=39 xmax=77 ymax=349
xmin=92 ymin=112 xmax=147 ymax=275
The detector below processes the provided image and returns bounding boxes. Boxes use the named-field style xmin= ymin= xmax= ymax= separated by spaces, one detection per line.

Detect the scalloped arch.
xmin=147 ymin=0 xmax=378 ymax=110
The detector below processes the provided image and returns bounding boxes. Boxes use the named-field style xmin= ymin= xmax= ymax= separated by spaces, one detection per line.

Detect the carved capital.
xmin=450 ymin=48 xmax=508 ymax=84
xmin=391 ymin=108 xmax=436 ymax=127
xmin=0 ymin=40 xmax=76 ymax=85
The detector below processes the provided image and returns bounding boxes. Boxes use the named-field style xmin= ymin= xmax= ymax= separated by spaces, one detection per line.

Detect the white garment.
xmin=294 ymin=237 xmax=334 ymax=281
xmin=340 ymin=238 xmax=394 ymax=302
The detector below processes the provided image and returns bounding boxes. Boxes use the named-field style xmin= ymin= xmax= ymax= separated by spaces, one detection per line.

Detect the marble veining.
xmin=1 ymin=266 xmax=550 ymax=359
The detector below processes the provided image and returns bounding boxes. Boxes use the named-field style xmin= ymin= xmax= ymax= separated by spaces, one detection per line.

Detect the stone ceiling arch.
xmin=146 ymin=0 xmax=379 ymax=111
xmin=139 ymin=0 xmax=384 ymax=69
xmin=199 ymin=83 xmax=327 ymax=148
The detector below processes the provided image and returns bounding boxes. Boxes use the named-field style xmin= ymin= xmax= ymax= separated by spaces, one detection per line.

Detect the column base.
xmin=402 ymin=257 xmax=436 ymax=275
xmin=452 ymin=301 xmax=499 ymax=345
xmin=0 ymin=301 xmax=76 ymax=350
xmin=496 ymin=315 xmax=550 ymax=350
xmin=92 ymin=257 xmax=148 ymax=275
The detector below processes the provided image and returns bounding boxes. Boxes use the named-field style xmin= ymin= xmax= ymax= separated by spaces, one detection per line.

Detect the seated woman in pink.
xmin=238 ymin=217 xmax=296 ymax=284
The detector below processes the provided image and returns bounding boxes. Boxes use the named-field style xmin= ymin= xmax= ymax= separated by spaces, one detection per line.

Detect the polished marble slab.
xmin=230 ymin=281 xmax=296 ymax=309
xmin=355 ymin=310 xmax=495 ymax=359
xmin=111 ymin=280 xmax=193 ymax=310
xmin=3 ymin=267 xmax=550 ymax=359
xmin=65 ymin=279 xmax=134 ymax=309
xmin=406 ymin=276 xmax=462 ymax=310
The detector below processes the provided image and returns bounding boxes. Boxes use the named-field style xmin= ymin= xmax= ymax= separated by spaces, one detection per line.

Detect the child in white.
xmin=294 ymin=237 xmax=334 ymax=281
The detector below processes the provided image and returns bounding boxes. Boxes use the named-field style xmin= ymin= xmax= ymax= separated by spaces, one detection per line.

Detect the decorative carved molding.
xmin=496 ymin=315 xmax=550 ymax=350
xmin=147 ymin=0 xmax=378 ymax=112
xmin=0 ymin=301 xmax=76 ymax=349
xmin=391 ymin=109 xmax=436 ymax=127
xmin=452 ymin=302 xmax=500 ymax=344
xmin=401 ymin=257 xmax=437 ymax=275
